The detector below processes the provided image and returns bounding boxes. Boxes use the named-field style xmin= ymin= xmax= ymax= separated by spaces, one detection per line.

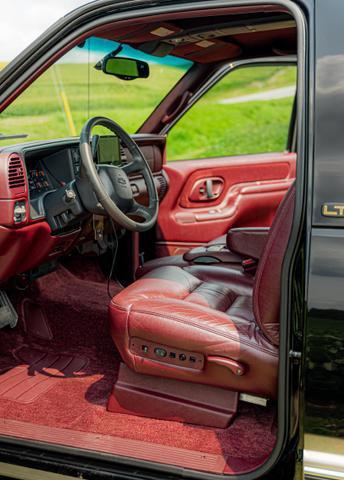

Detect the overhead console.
xmin=98 ymin=10 xmax=297 ymax=65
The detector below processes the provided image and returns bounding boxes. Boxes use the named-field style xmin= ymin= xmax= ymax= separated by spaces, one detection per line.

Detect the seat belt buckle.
xmin=242 ymin=258 xmax=257 ymax=274
xmin=139 ymin=252 xmax=145 ymax=267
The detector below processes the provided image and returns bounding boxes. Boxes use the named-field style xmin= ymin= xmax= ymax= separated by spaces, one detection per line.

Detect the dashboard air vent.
xmin=120 ymin=144 xmax=128 ymax=165
xmin=8 ymin=155 xmax=25 ymax=190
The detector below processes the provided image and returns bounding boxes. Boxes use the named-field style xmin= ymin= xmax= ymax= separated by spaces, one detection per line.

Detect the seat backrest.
xmin=253 ymin=182 xmax=296 ymax=346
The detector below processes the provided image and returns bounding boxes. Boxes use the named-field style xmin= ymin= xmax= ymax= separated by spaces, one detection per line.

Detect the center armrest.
xmin=226 ymin=227 xmax=270 ymax=260
xmin=183 ymin=243 xmax=242 ymax=264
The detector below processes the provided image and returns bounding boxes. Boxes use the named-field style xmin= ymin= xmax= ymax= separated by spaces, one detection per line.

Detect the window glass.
xmin=167 ymin=65 xmax=296 ymax=161
xmin=0 ymin=37 xmax=192 ymax=146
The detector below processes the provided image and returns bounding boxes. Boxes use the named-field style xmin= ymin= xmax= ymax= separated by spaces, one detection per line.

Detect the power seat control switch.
xmin=129 ymin=338 xmax=205 ymax=370
xmin=13 ymin=201 xmax=26 ymax=224
xmin=154 ymin=347 xmax=167 ymax=358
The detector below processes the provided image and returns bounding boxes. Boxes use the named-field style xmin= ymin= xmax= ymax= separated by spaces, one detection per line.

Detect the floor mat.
xmin=0 ymin=257 xmax=277 ymax=473
xmin=0 ymin=347 xmax=88 ymax=404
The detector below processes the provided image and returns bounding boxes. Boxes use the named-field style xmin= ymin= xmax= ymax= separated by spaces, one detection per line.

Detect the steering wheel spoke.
xmin=122 ymin=159 xmax=143 ymax=175
xmin=129 ymin=200 xmax=154 ymax=221
xmin=79 ymin=116 xmax=158 ymax=232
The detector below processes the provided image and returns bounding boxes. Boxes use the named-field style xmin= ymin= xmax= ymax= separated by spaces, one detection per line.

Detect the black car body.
xmin=0 ymin=1 xmax=342 ymax=479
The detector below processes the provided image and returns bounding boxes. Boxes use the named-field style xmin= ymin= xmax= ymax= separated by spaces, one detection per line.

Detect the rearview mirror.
xmin=100 ymin=57 xmax=150 ymax=81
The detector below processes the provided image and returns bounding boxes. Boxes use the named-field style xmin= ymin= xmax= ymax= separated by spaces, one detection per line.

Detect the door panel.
xmin=156 ymin=152 xmax=296 ymax=257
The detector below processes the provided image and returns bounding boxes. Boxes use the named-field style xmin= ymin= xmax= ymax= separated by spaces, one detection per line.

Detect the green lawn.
xmin=0 ymin=62 xmax=296 ymax=160
xmin=0 ymin=63 xmax=182 ymax=140
xmin=167 ymin=66 xmax=296 ymax=159
xmin=167 ymin=97 xmax=294 ymax=160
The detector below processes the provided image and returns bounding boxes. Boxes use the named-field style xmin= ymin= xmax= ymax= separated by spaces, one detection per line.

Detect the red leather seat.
xmin=109 ymin=183 xmax=295 ymax=399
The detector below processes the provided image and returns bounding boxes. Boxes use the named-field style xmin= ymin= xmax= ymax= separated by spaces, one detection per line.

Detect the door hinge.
xmin=296 ymin=448 xmax=303 ymax=462
xmin=289 ymin=350 xmax=302 ymax=363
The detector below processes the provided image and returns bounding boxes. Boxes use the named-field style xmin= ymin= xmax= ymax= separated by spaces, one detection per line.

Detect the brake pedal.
xmin=0 ymin=291 xmax=18 ymax=329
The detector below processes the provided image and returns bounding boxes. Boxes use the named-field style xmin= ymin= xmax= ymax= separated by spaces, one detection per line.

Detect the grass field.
xmin=168 ymin=66 xmax=296 ymax=159
xmin=0 ymin=62 xmax=296 ymax=160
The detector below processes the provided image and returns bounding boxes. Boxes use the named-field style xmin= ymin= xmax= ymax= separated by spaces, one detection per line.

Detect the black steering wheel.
xmin=79 ymin=116 xmax=159 ymax=232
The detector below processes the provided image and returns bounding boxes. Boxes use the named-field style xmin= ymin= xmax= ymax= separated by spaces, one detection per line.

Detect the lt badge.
xmin=322 ymin=203 xmax=344 ymax=217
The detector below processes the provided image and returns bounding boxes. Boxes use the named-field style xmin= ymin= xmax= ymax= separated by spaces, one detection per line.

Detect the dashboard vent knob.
xmin=120 ymin=144 xmax=128 ymax=165
xmin=8 ymin=155 xmax=26 ymax=192
xmin=156 ymin=174 xmax=168 ymax=200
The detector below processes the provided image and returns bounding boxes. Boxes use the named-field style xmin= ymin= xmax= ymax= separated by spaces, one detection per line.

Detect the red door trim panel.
xmin=157 ymin=152 xmax=296 ymax=247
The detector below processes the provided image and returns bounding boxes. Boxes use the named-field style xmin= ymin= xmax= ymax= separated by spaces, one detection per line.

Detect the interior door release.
xmin=205 ymin=179 xmax=215 ymax=199
xmin=189 ymin=177 xmax=224 ymax=202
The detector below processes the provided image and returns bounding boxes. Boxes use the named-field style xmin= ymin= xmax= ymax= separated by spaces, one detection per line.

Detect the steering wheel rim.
xmin=79 ymin=116 xmax=159 ymax=232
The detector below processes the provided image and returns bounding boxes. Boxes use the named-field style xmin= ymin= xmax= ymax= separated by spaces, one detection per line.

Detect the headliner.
xmin=94 ymin=5 xmax=296 ymax=65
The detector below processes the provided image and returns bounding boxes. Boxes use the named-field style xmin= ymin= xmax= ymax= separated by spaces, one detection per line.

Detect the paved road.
xmin=218 ymin=85 xmax=296 ymax=105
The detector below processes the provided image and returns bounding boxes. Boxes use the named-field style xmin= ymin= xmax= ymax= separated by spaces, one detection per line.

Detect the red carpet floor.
xmin=0 ymin=257 xmax=277 ymax=474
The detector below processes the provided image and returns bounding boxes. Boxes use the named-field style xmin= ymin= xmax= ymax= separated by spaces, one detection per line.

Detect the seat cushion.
xmin=109 ymin=265 xmax=278 ymax=398
xmin=136 ymin=254 xmax=190 ymax=278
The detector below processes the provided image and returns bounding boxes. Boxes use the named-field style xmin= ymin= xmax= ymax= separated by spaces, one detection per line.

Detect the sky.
xmin=0 ymin=0 xmax=92 ymax=60
xmin=1 ymin=2 xmax=191 ymax=68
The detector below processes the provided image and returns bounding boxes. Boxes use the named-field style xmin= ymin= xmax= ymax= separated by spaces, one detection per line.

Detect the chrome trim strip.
xmin=0 ymin=461 xmax=76 ymax=480
xmin=304 ymin=450 xmax=344 ymax=480
xmin=304 ymin=466 xmax=344 ymax=480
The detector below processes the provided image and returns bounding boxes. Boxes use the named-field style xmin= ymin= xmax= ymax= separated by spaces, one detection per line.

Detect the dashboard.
xmin=24 ymin=136 xmax=167 ymax=221
xmin=26 ymin=137 xmax=124 ymax=209
xmin=25 ymin=146 xmax=82 ymax=219
xmin=27 ymin=168 xmax=51 ymax=195
xmin=0 ymin=134 xmax=167 ymax=282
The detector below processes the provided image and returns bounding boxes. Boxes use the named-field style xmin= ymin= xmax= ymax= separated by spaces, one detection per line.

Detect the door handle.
xmin=188 ymin=177 xmax=224 ymax=202
xmin=205 ymin=179 xmax=215 ymax=199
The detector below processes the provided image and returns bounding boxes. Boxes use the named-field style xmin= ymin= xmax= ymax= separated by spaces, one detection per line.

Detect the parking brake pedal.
xmin=0 ymin=291 xmax=18 ymax=329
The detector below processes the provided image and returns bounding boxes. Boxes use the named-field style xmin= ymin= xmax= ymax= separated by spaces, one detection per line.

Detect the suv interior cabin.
xmin=0 ymin=2 xmax=302 ymax=477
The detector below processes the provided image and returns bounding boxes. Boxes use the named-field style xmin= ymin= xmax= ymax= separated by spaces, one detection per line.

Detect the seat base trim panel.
xmin=108 ymin=363 xmax=238 ymax=429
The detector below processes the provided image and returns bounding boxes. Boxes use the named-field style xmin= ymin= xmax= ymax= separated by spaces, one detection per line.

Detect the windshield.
xmin=0 ymin=37 xmax=192 ymax=145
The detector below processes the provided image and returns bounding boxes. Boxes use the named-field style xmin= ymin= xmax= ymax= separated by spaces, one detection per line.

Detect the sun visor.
xmin=170 ymin=39 xmax=242 ymax=63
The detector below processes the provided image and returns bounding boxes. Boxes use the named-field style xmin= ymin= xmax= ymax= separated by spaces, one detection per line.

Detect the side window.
xmin=167 ymin=65 xmax=296 ymax=161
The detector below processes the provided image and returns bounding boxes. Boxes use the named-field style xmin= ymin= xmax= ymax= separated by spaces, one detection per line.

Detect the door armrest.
xmin=226 ymin=227 xmax=270 ymax=260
